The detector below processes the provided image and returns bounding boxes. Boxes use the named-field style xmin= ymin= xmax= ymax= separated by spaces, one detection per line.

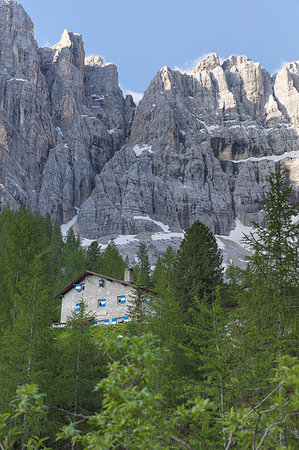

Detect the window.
xmin=104 ymin=319 xmax=109 ymax=324
xmin=98 ymin=299 xmax=106 ymax=307
xmin=124 ymin=316 xmax=129 ymax=322
xmin=75 ymin=282 xmax=85 ymax=292
xmin=97 ymin=320 xmax=106 ymax=325
xmin=75 ymin=302 xmax=81 ymax=311
xmin=144 ymin=296 xmax=149 ymax=304
xmin=112 ymin=318 xmax=117 ymax=324
xmin=117 ymin=295 xmax=126 ymax=304
xmin=99 ymin=278 xmax=105 ymax=288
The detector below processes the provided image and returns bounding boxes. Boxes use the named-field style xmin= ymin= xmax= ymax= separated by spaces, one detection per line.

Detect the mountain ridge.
xmin=0 ymin=0 xmax=298 ymax=256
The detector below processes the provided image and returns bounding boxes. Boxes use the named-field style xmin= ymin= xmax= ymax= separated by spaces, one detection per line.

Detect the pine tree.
xmin=127 ymin=275 xmax=149 ymax=334
xmin=61 ymin=228 xmax=85 ymax=284
xmin=243 ymin=162 xmax=299 ymax=293
xmin=152 ymin=246 xmax=175 ymax=288
xmin=85 ymin=241 xmax=101 ymax=271
xmin=135 ymin=242 xmax=152 ymax=288
xmin=228 ymin=163 xmax=298 ymax=420
xmin=99 ymin=240 xmax=126 ymax=280
xmin=173 ymin=220 xmax=223 ymax=312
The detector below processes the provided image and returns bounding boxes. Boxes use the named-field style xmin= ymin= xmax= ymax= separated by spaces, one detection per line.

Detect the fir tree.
xmin=173 ymin=220 xmax=223 ymax=312
xmin=99 ymin=240 xmax=126 ymax=280
xmin=243 ymin=162 xmax=299 ymax=292
xmin=85 ymin=241 xmax=101 ymax=271
xmin=135 ymin=242 xmax=152 ymax=288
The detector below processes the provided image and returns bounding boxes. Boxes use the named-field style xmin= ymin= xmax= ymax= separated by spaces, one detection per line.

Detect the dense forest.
xmin=0 ymin=164 xmax=298 ymax=449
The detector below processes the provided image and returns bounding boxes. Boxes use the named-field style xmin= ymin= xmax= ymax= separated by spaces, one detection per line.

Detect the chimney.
xmin=124 ymin=267 xmax=133 ymax=283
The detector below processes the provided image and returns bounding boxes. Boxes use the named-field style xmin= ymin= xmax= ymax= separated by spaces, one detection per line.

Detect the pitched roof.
xmin=56 ymin=270 xmax=136 ymax=298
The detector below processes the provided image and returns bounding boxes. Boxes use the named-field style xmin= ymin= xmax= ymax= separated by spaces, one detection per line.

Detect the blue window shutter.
xmin=104 ymin=319 xmax=109 ymax=324
xmin=75 ymin=284 xmax=82 ymax=292
xmin=112 ymin=318 xmax=117 ymax=323
xmin=121 ymin=295 xmax=126 ymax=304
xmin=124 ymin=316 xmax=129 ymax=322
xmin=93 ymin=320 xmax=97 ymax=325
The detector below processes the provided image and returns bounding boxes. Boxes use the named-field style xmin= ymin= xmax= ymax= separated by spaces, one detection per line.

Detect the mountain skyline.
xmin=19 ymin=0 xmax=299 ymax=93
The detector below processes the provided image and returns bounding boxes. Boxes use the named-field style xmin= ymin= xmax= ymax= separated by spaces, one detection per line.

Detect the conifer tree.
xmin=173 ymin=220 xmax=223 ymax=312
xmin=135 ymin=242 xmax=152 ymax=288
xmin=243 ymin=162 xmax=299 ymax=293
xmin=100 ymin=240 xmax=126 ymax=279
xmin=85 ymin=241 xmax=101 ymax=271
xmin=61 ymin=228 xmax=85 ymax=284
xmin=127 ymin=274 xmax=148 ymax=334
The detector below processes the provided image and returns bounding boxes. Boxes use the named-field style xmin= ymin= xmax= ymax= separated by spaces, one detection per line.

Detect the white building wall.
xmin=60 ymin=274 xmax=135 ymax=324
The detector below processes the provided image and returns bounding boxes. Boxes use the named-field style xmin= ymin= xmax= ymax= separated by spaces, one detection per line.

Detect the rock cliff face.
xmin=0 ymin=0 xmax=134 ymax=222
xmin=0 ymin=0 xmax=298 ymax=245
xmin=77 ymin=54 xmax=299 ymax=238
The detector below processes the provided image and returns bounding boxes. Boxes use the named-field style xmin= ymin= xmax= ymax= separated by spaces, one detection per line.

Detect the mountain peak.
xmin=192 ymin=52 xmax=220 ymax=73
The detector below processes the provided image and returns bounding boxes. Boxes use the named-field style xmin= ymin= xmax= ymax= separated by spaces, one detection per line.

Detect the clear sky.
xmin=19 ymin=0 xmax=299 ymax=95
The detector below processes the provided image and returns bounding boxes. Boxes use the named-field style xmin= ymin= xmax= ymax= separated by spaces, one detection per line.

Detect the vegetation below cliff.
xmin=0 ymin=165 xmax=298 ymax=449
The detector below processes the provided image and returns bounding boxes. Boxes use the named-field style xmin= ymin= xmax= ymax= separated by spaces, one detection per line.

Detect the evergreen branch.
xmin=259 ymin=394 xmax=291 ymax=415
xmin=245 ymin=383 xmax=282 ymax=417
xmin=255 ymin=412 xmax=299 ymax=450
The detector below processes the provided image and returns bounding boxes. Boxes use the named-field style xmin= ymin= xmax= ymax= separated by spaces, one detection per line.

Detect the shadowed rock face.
xmin=77 ymin=56 xmax=299 ymax=238
xmin=0 ymin=1 xmax=298 ymax=239
xmin=0 ymin=0 xmax=134 ymax=222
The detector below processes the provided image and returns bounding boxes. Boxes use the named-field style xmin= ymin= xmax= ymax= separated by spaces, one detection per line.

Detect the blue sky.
xmin=20 ymin=0 xmax=299 ymax=94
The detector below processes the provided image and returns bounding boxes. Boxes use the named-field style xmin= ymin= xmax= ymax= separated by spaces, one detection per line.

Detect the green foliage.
xmin=85 ymin=241 xmax=101 ymax=271
xmin=1 ymin=338 xmax=297 ymax=450
xmin=95 ymin=240 xmax=126 ymax=279
xmin=243 ymin=162 xmax=299 ymax=291
xmin=0 ymin=165 xmax=298 ymax=448
xmin=173 ymin=220 xmax=223 ymax=312
xmin=135 ymin=242 xmax=152 ymax=288
xmin=126 ymin=274 xmax=149 ymax=334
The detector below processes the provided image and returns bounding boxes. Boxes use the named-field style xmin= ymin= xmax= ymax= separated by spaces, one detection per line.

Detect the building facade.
xmin=57 ymin=269 xmax=142 ymax=325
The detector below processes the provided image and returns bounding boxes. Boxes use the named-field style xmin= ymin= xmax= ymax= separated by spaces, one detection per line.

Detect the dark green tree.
xmin=227 ymin=163 xmax=298 ymax=427
xmin=173 ymin=220 xmax=223 ymax=311
xmin=85 ymin=241 xmax=101 ymax=271
xmin=127 ymin=275 xmax=149 ymax=334
xmin=152 ymin=245 xmax=175 ymax=288
xmin=243 ymin=162 xmax=299 ymax=292
xmin=61 ymin=228 xmax=85 ymax=284
xmin=99 ymin=240 xmax=126 ymax=280
xmin=135 ymin=242 xmax=152 ymax=288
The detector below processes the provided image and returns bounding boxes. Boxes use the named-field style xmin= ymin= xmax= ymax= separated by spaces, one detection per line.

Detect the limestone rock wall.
xmin=0 ymin=1 xmax=298 ymax=239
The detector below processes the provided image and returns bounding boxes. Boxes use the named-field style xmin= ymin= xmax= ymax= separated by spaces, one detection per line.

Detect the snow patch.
xmin=216 ymin=219 xmax=253 ymax=246
xmin=61 ymin=214 xmax=78 ymax=238
xmin=7 ymin=77 xmax=29 ymax=83
xmin=107 ymin=129 xmax=115 ymax=135
xmin=180 ymin=129 xmax=186 ymax=136
xmin=231 ymin=150 xmax=299 ymax=164
xmin=133 ymin=215 xmax=170 ymax=232
xmin=133 ymin=144 xmax=153 ymax=156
